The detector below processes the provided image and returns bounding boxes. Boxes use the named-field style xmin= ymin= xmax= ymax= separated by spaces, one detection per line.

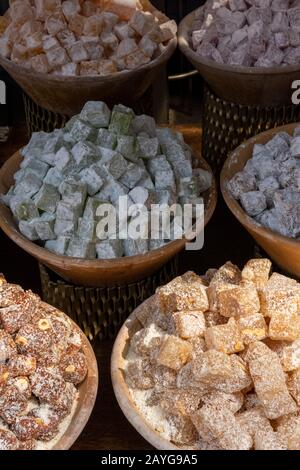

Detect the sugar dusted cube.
xmin=238 ymin=313 xmax=267 ymax=344
xmin=275 ymin=340 xmax=300 ymax=372
xmin=237 ymin=408 xmax=272 ymax=439
xmin=54 ymin=146 xmax=74 ymax=173
xmin=125 ymin=49 xmax=151 ymax=70
xmin=79 ymin=60 xmax=99 ymax=76
xmin=67 ymin=41 xmax=89 ymax=63
xmin=254 ymin=429 xmax=286 ymax=450
xmin=14 ymin=200 xmax=39 ymax=222
xmin=201 ymin=390 xmax=244 ymax=414
xmin=97 ymin=59 xmax=117 ymax=76
xmin=54 ymin=218 xmax=77 ymax=237
xmin=45 ymin=12 xmax=66 ymax=36
xmin=66 ymin=235 xmax=95 ymax=259
xmin=96 ymin=239 xmax=124 ymax=259
xmin=192 ymin=404 xmax=253 ymax=450
xmin=130 ymin=11 xmax=156 ymax=36
xmin=259 ymin=280 xmax=300 ymax=318
xmin=269 ymin=306 xmax=300 ymax=341
xmin=68 ymin=13 xmax=85 ymax=36
xmin=249 ymin=347 xmax=297 ymax=419
xmin=218 ymin=285 xmax=260 ymax=318
xmin=171 ymin=310 xmax=206 ymax=339
xmin=34 ymin=184 xmax=60 ymax=214
xmin=108 ymin=104 xmax=135 ymax=135
xmin=97 ymin=129 xmax=117 ymax=150
xmin=61 ymin=62 xmax=79 ymax=76
xmin=242 ymin=258 xmax=272 ymax=289
xmin=156 ymin=335 xmax=192 ymax=371
xmin=79 ymin=165 xmax=104 ymax=196
xmin=159 ymin=20 xmax=177 ymax=43
xmin=131 ymin=323 xmax=164 ymax=357
xmin=166 ymin=413 xmax=198 ymax=446
xmin=192 ymin=349 xmax=233 ymax=385
xmin=30 ymin=54 xmax=50 ymax=74
xmin=70 ymin=120 xmax=97 ymax=143
xmin=80 ymin=101 xmax=111 ymax=129
xmin=211 ymin=261 xmax=242 ymax=285
xmin=19 ymin=220 xmax=38 ymax=241
xmin=126 ymin=358 xmax=154 ymax=390
xmin=56 ymin=29 xmax=76 ymax=48
xmin=205 ymin=318 xmax=244 ymax=354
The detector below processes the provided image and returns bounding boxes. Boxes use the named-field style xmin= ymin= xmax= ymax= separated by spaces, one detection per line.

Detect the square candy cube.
xmin=14 ymin=200 xmax=39 ymax=222
xmin=238 ymin=313 xmax=267 ymax=344
xmin=70 ymin=119 xmax=98 ymax=142
xmin=100 ymin=150 xmax=128 ymax=180
xmin=120 ymin=163 xmax=145 ymax=189
xmin=156 ymin=335 xmax=193 ymax=371
xmin=155 ymin=169 xmax=176 ymax=192
xmin=219 ymin=285 xmax=260 ymax=317
xmin=46 ymin=46 xmax=69 ymax=68
xmin=54 ymin=147 xmax=75 ymax=173
xmin=24 ymin=159 xmax=49 ymax=180
xmin=171 ymin=310 xmax=206 ymax=339
xmin=71 ymin=141 xmax=98 ymax=167
xmin=56 ymin=201 xmax=80 ymax=222
xmin=54 ymin=218 xmax=78 ymax=237
xmin=67 ymin=41 xmax=89 ymax=63
xmin=108 ymin=104 xmax=135 ymax=135
xmin=44 ymin=167 xmax=63 ymax=188
xmin=96 ymin=239 xmax=124 ymax=259
xmin=131 ymin=114 xmax=157 ymax=137
xmin=34 ymin=213 xmax=56 ymax=240
xmin=97 ymin=129 xmax=117 ymax=149
xmin=80 ymin=101 xmax=111 ymax=129
xmin=19 ymin=220 xmax=39 ymax=241
xmin=116 ymin=135 xmax=138 ymax=162
xmin=147 ymin=155 xmax=172 ymax=177
xmin=137 ymin=136 xmax=160 ymax=159
xmin=34 ymin=184 xmax=60 ymax=213
xmin=15 ymin=172 xmax=42 ymax=198
xmin=205 ymin=318 xmax=244 ymax=354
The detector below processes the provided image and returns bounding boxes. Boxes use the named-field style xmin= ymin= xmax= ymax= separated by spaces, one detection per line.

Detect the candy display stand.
xmin=39 ymin=257 xmax=178 ymax=342
xmin=221 ymin=122 xmax=300 ymax=279
xmin=202 ymin=87 xmax=300 ymax=173
xmin=178 ymin=7 xmax=300 ymax=173
xmin=0 ymin=142 xmax=217 ymax=287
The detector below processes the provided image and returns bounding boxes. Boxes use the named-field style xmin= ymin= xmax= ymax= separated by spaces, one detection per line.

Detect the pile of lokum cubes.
xmin=228 ymin=128 xmax=300 ymax=239
xmin=1 ymin=101 xmax=212 ymax=259
xmin=126 ymin=259 xmax=300 ymax=450
xmin=0 ymin=0 xmax=176 ymax=76
xmin=0 ymin=275 xmax=87 ymax=450
xmin=191 ymin=0 xmax=300 ymax=67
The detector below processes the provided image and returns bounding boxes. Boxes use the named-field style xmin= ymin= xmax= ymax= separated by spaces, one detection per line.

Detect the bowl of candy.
xmin=178 ymin=1 xmax=300 ymax=106
xmin=112 ymin=259 xmax=300 ymax=450
xmin=0 ymin=0 xmax=177 ymax=115
xmin=221 ymin=122 xmax=300 ymax=278
xmin=0 ymin=275 xmax=98 ymax=451
xmin=0 ymin=101 xmax=217 ymax=287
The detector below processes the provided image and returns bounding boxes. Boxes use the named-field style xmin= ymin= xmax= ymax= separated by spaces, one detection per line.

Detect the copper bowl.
xmin=111 ymin=299 xmax=181 ymax=450
xmin=0 ymin=38 xmax=177 ymax=116
xmin=0 ymin=147 xmax=217 ymax=288
xmin=35 ymin=302 xmax=98 ymax=450
xmin=178 ymin=7 xmax=300 ymax=106
xmin=221 ymin=122 xmax=300 ymax=279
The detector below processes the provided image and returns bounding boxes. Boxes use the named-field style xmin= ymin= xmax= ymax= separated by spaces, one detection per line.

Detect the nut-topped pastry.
xmin=125 ymin=259 xmax=300 ymax=450
xmin=0 ymin=276 xmax=88 ymax=450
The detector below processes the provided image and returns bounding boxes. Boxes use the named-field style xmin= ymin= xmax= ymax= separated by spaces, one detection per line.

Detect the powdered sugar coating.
xmin=125 ymin=260 xmax=300 ymax=450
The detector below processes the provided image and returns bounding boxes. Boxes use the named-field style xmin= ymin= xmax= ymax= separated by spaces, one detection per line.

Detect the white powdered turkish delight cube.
xmin=81 ymin=39 xmax=104 ymax=61
xmin=19 ymin=220 xmax=39 ymax=241
xmin=131 ymin=115 xmax=156 ymax=137
xmin=97 ymin=129 xmax=117 ymax=149
xmin=98 ymin=180 xmax=128 ymax=205
xmin=79 ymin=165 xmax=104 ymax=196
xmin=155 ymin=189 xmax=177 ymax=206
xmin=34 ymin=213 xmax=56 ymax=240
xmin=129 ymin=11 xmax=156 ymax=36
xmin=59 ymin=178 xmax=87 ymax=210
xmin=54 ymin=217 xmax=77 ymax=237
xmin=61 ymin=62 xmax=79 ymax=76
xmin=66 ymin=235 xmax=96 ymax=259
xmin=80 ymin=101 xmax=111 ymax=129
xmin=45 ymin=236 xmax=70 ymax=255
xmin=56 ymin=29 xmax=77 ymax=48
xmin=31 ymin=54 xmax=50 ymax=74
xmin=101 ymin=12 xmax=119 ymax=33
xmin=13 ymin=200 xmax=39 ymax=222
xmin=54 ymin=147 xmax=74 ymax=173
xmin=122 ymin=239 xmax=149 ymax=256
xmin=14 ymin=173 xmax=42 ymax=198
xmin=100 ymin=149 xmax=128 ymax=180
xmin=42 ymin=35 xmax=60 ymax=51
xmin=119 ymin=164 xmax=145 ymax=189
xmin=71 ymin=141 xmax=98 ymax=167
xmin=70 ymin=119 xmax=97 ymax=142
xmin=96 ymin=239 xmax=124 ymax=259
xmin=34 ymin=184 xmax=60 ymax=214
xmin=61 ymin=0 xmax=81 ymax=19
xmin=46 ymin=46 xmax=69 ymax=68
xmin=100 ymin=31 xmax=118 ymax=52
xmin=23 ymin=159 xmax=49 ymax=180
xmin=67 ymin=41 xmax=89 ymax=63
xmin=116 ymin=38 xmax=138 ymax=58
xmin=45 ymin=12 xmax=66 ymax=36
xmin=129 ymin=187 xmax=156 ymax=210
xmin=109 ymin=105 xmax=135 ymax=135
xmin=173 ymin=160 xmax=193 ymax=180
xmin=147 ymin=155 xmax=172 ymax=178
xmin=139 ymin=35 xmax=157 ymax=58
xmin=137 ymin=136 xmax=159 ymax=159
xmin=114 ymin=22 xmax=135 ymax=40
xmin=56 ymin=200 xmax=80 ymax=223
xmin=240 ymin=191 xmax=267 ymax=217
xmin=258 ymin=176 xmax=280 ymax=206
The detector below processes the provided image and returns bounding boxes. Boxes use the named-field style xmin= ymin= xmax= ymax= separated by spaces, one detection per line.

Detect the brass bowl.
xmin=0 ymin=147 xmax=217 ymax=288
xmin=178 ymin=7 xmax=300 ymax=106
xmin=221 ymin=122 xmax=300 ymax=278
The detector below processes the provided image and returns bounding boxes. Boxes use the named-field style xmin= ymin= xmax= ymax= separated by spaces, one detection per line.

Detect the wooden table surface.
xmin=0 ymin=125 xmax=254 ymax=450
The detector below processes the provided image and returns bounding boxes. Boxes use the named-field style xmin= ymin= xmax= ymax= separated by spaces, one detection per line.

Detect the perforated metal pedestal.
xmin=202 ymin=87 xmax=300 ymax=173
xmin=39 ymin=257 xmax=178 ymax=342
